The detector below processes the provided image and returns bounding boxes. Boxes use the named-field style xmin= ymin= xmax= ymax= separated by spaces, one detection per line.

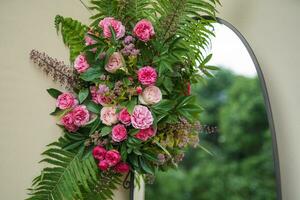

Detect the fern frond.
xmin=89 ymin=0 xmax=154 ymax=28
xmin=89 ymin=0 xmax=119 ymax=26
xmin=55 ymin=15 xmax=88 ymax=62
xmin=81 ymin=172 xmax=123 ymax=200
xmin=27 ymin=146 xmax=98 ymax=200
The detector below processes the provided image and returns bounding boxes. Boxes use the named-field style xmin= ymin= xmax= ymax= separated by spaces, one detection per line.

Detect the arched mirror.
xmin=145 ymin=19 xmax=281 ymax=200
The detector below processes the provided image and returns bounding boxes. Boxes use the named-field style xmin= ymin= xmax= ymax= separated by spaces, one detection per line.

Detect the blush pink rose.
xmin=74 ymin=54 xmax=89 ymax=73
xmin=72 ymin=105 xmax=90 ymax=127
xmin=138 ymin=66 xmax=157 ymax=86
xmin=105 ymin=150 xmax=121 ymax=167
xmin=56 ymin=93 xmax=78 ymax=110
xmin=100 ymin=107 xmax=118 ymax=126
xmin=99 ymin=17 xmax=125 ymax=39
xmin=105 ymin=52 xmax=125 ymax=73
xmin=98 ymin=160 xmax=109 ymax=171
xmin=131 ymin=105 xmax=153 ymax=129
xmin=133 ymin=19 xmax=155 ymax=42
xmin=114 ymin=162 xmax=130 ymax=174
xmin=135 ymin=127 xmax=156 ymax=141
xmin=139 ymin=86 xmax=162 ymax=105
xmin=93 ymin=146 xmax=107 ymax=160
xmin=118 ymin=108 xmax=131 ymax=126
xmin=60 ymin=113 xmax=78 ymax=132
xmin=112 ymin=124 xmax=127 ymax=142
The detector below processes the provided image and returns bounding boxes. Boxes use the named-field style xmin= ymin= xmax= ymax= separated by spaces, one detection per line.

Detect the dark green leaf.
xmin=47 ymin=88 xmax=62 ymax=98
xmin=84 ymin=101 xmax=101 ymax=114
xmin=78 ymin=88 xmax=89 ymax=103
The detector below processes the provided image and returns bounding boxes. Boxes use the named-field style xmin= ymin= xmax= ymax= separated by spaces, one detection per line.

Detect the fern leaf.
xmin=27 ymin=147 xmax=98 ymax=200
xmin=55 ymin=15 xmax=88 ymax=62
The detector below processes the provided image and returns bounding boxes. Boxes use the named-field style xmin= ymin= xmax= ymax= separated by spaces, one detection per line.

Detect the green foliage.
xmin=47 ymin=88 xmax=62 ymax=99
xmin=27 ymin=146 xmax=98 ymax=200
xmin=55 ymin=15 xmax=88 ymax=62
xmin=146 ymin=70 xmax=277 ymax=200
xmin=89 ymin=0 xmax=154 ymax=27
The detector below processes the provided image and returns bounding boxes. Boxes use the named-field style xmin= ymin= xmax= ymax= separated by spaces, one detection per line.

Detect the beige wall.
xmin=0 ymin=0 xmax=143 ymax=199
xmin=218 ymin=1 xmax=300 ymax=199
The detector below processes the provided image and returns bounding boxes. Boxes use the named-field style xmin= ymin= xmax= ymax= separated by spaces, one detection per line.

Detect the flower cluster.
xmin=49 ymin=16 xmax=201 ymax=177
xmin=92 ymin=146 xmax=130 ymax=173
xmin=57 ymin=93 xmax=90 ymax=132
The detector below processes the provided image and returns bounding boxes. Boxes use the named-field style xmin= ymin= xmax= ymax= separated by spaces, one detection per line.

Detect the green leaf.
xmin=80 ymin=67 xmax=102 ymax=82
xmin=154 ymin=141 xmax=171 ymax=157
xmin=139 ymin=157 xmax=154 ymax=174
xmin=120 ymin=143 xmax=128 ymax=161
xmin=84 ymin=101 xmax=101 ymax=114
xmin=126 ymin=97 xmax=137 ymax=114
xmin=47 ymin=88 xmax=62 ymax=98
xmin=78 ymin=88 xmax=89 ymax=103
xmin=101 ymin=126 xmax=112 ymax=136
xmin=128 ymin=129 xmax=139 ymax=136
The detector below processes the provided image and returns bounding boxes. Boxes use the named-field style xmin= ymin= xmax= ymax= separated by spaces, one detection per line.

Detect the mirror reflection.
xmin=145 ymin=23 xmax=277 ymax=200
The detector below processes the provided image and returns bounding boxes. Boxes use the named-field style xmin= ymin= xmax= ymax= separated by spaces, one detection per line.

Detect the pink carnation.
xmin=60 ymin=113 xmax=78 ymax=132
xmin=131 ymin=105 xmax=153 ymax=129
xmin=114 ymin=162 xmax=130 ymax=174
xmin=105 ymin=150 xmax=121 ymax=167
xmin=72 ymin=105 xmax=90 ymax=127
xmin=118 ymin=108 xmax=131 ymax=126
xmin=139 ymin=86 xmax=162 ymax=105
xmin=100 ymin=107 xmax=118 ymax=126
xmin=135 ymin=127 xmax=156 ymax=141
xmin=56 ymin=93 xmax=78 ymax=110
xmin=98 ymin=160 xmax=109 ymax=171
xmin=74 ymin=54 xmax=89 ymax=73
xmin=138 ymin=66 xmax=157 ymax=86
xmin=112 ymin=124 xmax=127 ymax=142
xmin=99 ymin=17 xmax=125 ymax=39
xmin=133 ymin=19 xmax=155 ymax=42
xmin=93 ymin=146 xmax=107 ymax=160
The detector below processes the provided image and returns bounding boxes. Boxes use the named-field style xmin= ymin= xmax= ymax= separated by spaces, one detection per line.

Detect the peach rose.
xmin=100 ymin=107 xmax=118 ymax=126
xmin=105 ymin=52 xmax=125 ymax=73
xmin=139 ymin=86 xmax=162 ymax=105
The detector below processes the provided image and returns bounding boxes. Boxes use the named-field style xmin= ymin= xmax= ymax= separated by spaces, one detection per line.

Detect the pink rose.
xmin=90 ymin=85 xmax=112 ymax=106
xmin=114 ymin=162 xmax=130 ymax=174
xmin=118 ymin=108 xmax=131 ymax=126
xmin=74 ymin=54 xmax=89 ymax=73
xmin=105 ymin=52 xmax=125 ymax=73
xmin=139 ymin=86 xmax=162 ymax=105
xmin=60 ymin=113 xmax=78 ymax=132
xmin=131 ymin=105 xmax=153 ymax=129
xmin=133 ymin=19 xmax=155 ymax=42
xmin=93 ymin=146 xmax=107 ymax=160
xmin=100 ymin=107 xmax=118 ymax=126
xmin=138 ymin=66 xmax=157 ymax=86
xmin=135 ymin=127 xmax=156 ymax=141
xmin=72 ymin=105 xmax=90 ymax=127
xmin=56 ymin=93 xmax=78 ymax=110
xmin=112 ymin=124 xmax=127 ymax=142
xmin=98 ymin=160 xmax=109 ymax=171
xmin=99 ymin=17 xmax=125 ymax=39
xmin=105 ymin=150 xmax=121 ymax=167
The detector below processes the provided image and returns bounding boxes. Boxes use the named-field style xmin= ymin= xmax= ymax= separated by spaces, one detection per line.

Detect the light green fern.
xmin=55 ymin=15 xmax=88 ymax=62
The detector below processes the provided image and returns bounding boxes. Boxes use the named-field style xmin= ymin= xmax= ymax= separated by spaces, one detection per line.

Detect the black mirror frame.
xmin=212 ymin=17 xmax=282 ymax=200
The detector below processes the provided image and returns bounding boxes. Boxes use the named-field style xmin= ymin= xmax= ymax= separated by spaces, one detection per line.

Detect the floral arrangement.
xmin=27 ymin=0 xmax=220 ymax=199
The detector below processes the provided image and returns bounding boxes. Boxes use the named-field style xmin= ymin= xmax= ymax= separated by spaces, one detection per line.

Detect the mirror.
xmin=145 ymin=20 xmax=280 ymax=200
